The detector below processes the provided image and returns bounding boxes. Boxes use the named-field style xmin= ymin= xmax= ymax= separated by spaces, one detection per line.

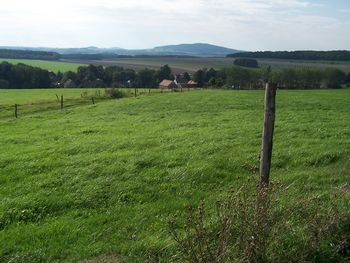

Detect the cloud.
xmin=0 ymin=0 xmax=348 ymax=50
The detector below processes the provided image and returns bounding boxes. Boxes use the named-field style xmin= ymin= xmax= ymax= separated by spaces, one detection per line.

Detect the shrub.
xmin=104 ymin=88 xmax=126 ymax=99
xmin=0 ymin=79 xmax=9 ymax=88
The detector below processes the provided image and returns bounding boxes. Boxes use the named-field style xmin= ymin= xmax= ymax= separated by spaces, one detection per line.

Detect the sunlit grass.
xmin=0 ymin=89 xmax=349 ymax=262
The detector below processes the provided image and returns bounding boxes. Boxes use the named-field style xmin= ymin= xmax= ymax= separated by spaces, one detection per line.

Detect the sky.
xmin=0 ymin=0 xmax=349 ymax=51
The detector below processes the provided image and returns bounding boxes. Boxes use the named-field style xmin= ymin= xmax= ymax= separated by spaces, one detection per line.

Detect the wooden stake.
xmin=61 ymin=95 xmax=64 ymax=110
xmin=92 ymin=97 xmax=95 ymax=104
xmin=14 ymin=104 xmax=18 ymax=118
xmin=260 ymin=83 xmax=277 ymax=187
xmin=134 ymin=88 xmax=137 ymax=97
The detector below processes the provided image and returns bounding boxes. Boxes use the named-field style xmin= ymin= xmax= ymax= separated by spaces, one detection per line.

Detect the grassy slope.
xmin=0 ymin=58 xmax=83 ymax=73
xmin=0 ymin=89 xmax=349 ymax=262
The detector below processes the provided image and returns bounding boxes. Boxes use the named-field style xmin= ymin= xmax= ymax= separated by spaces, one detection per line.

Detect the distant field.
xmin=63 ymin=57 xmax=233 ymax=73
xmin=64 ymin=57 xmax=350 ymax=73
xmin=2 ymin=57 xmax=350 ymax=74
xmin=0 ymin=89 xmax=349 ymax=262
xmin=258 ymin=58 xmax=350 ymax=72
xmin=0 ymin=58 xmax=83 ymax=73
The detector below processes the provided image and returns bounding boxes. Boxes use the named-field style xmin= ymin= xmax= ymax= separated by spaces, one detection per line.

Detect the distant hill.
xmin=228 ymin=50 xmax=350 ymax=61
xmin=0 ymin=43 xmax=241 ymax=58
xmin=0 ymin=46 xmax=125 ymax=55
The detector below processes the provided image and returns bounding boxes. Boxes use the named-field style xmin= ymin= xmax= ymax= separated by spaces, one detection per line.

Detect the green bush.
xmin=0 ymin=79 xmax=9 ymax=88
xmin=234 ymin=58 xmax=259 ymax=68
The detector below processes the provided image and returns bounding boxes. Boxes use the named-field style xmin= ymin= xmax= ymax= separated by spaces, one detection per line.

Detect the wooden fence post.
xmin=14 ymin=104 xmax=18 ymax=118
xmin=259 ymin=83 xmax=277 ymax=187
xmin=61 ymin=95 xmax=64 ymax=110
xmin=92 ymin=97 xmax=95 ymax=104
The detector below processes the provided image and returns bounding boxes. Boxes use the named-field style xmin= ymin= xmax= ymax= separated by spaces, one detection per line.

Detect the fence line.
xmin=0 ymin=87 xmax=201 ymax=120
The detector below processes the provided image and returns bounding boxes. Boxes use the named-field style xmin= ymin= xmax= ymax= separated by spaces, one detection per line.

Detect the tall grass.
xmin=169 ymin=182 xmax=350 ymax=263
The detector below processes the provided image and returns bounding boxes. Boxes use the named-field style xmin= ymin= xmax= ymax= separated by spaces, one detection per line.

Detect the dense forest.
xmin=0 ymin=49 xmax=60 ymax=60
xmin=228 ymin=50 xmax=350 ymax=61
xmin=0 ymin=61 xmax=349 ymax=89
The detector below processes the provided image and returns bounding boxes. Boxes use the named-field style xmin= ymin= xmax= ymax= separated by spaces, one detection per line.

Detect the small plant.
xmin=169 ymin=184 xmax=276 ymax=263
xmin=81 ymin=91 xmax=89 ymax=98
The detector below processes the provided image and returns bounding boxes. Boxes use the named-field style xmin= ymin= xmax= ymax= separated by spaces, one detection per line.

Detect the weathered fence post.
xmin=259 ymin=82 xmax=277 ymax=187
xmin=14 ymin=104 xmax=18 ymax=118
xmin=61 ymin=95 xmax=64 ymax=110
xmin=92 ymin=97 xmax=95 ymax=105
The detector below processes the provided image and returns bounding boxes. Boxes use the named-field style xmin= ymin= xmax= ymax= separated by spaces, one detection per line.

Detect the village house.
xmin=174 ymin=76 xmax=189 ymax=88
xmin=159 ymin=79 xmax=178 ymax=90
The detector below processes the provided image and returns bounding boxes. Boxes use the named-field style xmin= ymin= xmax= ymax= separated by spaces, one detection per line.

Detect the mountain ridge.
xmin=0 ymin=43 xmax=241 ymax=57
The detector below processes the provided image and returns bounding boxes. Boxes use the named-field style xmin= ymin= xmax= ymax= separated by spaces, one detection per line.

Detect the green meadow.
xmin=0 ymin=59 xmax=83 ymax=73
xmin=0 ymin=89 xmax=349 ymax=262
xmin=0 ymin=88 xmax=104 ymax=105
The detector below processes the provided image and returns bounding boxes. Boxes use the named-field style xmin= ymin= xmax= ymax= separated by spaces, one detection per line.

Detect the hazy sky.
xmin=1 ymin=0 xmax=349 ymax=50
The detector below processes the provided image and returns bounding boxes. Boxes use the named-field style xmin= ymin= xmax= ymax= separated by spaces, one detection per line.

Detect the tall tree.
xmin=156 ymin=64 xmax=172 ymax=81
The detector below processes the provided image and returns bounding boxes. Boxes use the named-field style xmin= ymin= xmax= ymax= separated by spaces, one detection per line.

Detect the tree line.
xmin=1 ymin=61 xmax=349 ymax=89
xmin=0 ymin=49 xmax=60 ymax=60
xmin=193 ymin=66 xmax=350 ymax=89
xmin=228 ymin=50 xmax=350 ymax=61
xmin=0 ymin=62 xmax=178 ymax=89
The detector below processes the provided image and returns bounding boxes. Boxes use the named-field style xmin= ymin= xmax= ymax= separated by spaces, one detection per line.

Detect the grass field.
xmin=0 ymin=88 xmax=104 ymax=105
xmin=0 ymin=58 xmax=83 ymax=73
xmin=0 ymin=89 xmax=349 ymax=262
xmin=64 ymin=57 xmax=350 ymax=73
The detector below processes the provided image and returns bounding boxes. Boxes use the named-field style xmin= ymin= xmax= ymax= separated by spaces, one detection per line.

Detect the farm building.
xmin=159 ymin=79 xmax=178 ymax=90
xmin=187 ymin=80 xmax=198 ymax=88
xmin=159 ymin=79 xmax=198 ymax=90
